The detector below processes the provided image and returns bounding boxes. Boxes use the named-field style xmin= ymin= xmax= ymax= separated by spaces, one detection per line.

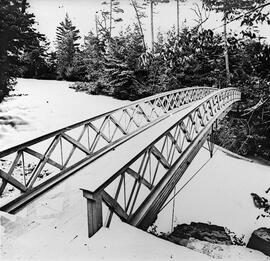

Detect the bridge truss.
xmin=0 ymin=87 xmax=214 ymax=213
xmin=81 ymin=88 xmax=241 ymax=237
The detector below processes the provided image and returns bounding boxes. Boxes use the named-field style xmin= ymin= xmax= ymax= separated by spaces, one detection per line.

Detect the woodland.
xmin=0 ymin=0 xmax=270 ymax=161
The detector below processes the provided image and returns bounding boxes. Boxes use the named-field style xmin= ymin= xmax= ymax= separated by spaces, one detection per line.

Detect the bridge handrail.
xmin=0 ymin=87 xmax=215 ymax=157
xmin=87 ymin=88 xmax=240 ymax=194
xmin=0 ymin=86 xmax=215 ymax=213
xmin=81 ymin=87 xmax=241 ymax=237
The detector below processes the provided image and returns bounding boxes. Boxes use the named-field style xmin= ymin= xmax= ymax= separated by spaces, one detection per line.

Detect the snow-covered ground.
xmin=1 ymin=211 xmax=212 ymax=261
xmin=1 ymin=79 xmax=270 ymax=260
xmin=153 ymin=147 xmax=270 ymax=243
xmin=0 ymin=78 xmax=130 ymax=151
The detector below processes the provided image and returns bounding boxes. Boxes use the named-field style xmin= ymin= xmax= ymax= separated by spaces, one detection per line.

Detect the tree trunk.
xmin=131 ymin=0 xmax=147 ymax=51
xmin=95 ymin=13 xmax=99 ymax=38
xmin=223 ymin=13 xmax=230 ymax=86
xmin=177 ymin=0 xmax=180 ymax=36
xmin=109 ymin=0 xmax=113 ymax=37
xmin=150 ymin=0 xmax=154 ymax=52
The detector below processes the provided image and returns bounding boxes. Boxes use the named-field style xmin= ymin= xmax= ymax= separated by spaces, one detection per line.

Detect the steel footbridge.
xmin=0 ymin=86 xmax=240 ymax=238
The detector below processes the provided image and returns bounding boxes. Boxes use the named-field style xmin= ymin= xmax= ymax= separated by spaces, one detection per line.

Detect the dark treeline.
xmin=0 ymin=0 xmax=269 ymax=161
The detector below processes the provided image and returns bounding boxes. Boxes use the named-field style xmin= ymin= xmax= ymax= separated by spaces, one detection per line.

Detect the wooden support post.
xmin=82 ymin=189 xmax=103 ymax=238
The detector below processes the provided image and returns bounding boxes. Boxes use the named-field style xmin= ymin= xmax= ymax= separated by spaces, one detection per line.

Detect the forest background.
xmin=0 ymin=0 xmax=270 ymax=162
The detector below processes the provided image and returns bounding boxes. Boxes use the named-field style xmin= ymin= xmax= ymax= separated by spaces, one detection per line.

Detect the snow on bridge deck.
xmin=0 ymin=99 xmax=209 ymax=260
xmin=6 ymin=98 xmax=198 ymax=221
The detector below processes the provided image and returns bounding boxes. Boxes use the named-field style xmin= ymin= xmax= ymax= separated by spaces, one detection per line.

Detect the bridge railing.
xmin=0 ymin=87 xmax=215 ymax=212
xmin=81 ymin=88 xmax=241 ymax=237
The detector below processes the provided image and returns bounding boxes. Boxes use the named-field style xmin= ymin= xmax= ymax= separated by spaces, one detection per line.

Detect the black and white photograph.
xmin=0 ymin=0 xmax=270 ymax=260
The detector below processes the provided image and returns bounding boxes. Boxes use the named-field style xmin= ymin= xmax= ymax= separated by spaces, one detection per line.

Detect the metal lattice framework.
xmin=0 ymin=87 xmax=215 ymax=212
xmin=82 ymin=88 xmax=241 ymax=237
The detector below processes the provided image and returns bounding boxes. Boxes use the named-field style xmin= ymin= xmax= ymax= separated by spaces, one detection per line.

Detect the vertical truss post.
xmin=82 ymin=189 xmax=103 ymax=238
xmin=207 ymin=128 xmax=215 ymax=158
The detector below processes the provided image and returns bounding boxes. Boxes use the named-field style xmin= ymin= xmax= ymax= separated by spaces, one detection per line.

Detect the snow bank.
xmin=1 ymin=211 xmax=210 ymax=261
xmin=154 ymin=146 xmax=270 ymax=243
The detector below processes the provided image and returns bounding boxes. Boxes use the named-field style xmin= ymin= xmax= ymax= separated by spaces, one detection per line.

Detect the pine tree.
xmin=0 ymin=0 xmax=45 ymax=102
xmin=202 ymin=0 xmax=270 ymax=86
xmin=143 ymin=0 xmax=170 ymax=51
xmin=79 ymin=31 xmax=106 ymax=82
xmin=103 ymin=26 xmax=146 ymax=99
xmin=21 ymin=38 xmax=49 ymax=78
xmin=97 ymin=0 xmax=124 ymax=38
xmin=56 ymin=14 xmax=80 ymax=80
xmin=130 ymin=0 xmax=147 ymax=50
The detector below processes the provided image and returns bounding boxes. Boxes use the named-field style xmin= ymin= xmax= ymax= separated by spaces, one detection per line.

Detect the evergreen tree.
xmin=143 ymin=0 xmax=170 ymax=51
xmin=202 ymin=0 xmax=270 ymax=86
xmin=103 ymin=25 xmax=146 ymax=99
xmin=130 ymin=0 xmax=147 ymax=50
xmin=76 ymin=31 xmax=106 ymax=82
xmin=21 ymin=38 xmax=49 ymax=78
xmin=97 ymin=0 xmax=124 ymax=38
xmin=0 ymin=0 xmax=45 ymax=102
xmin=56 ymin=14 xmax=80 ymax=80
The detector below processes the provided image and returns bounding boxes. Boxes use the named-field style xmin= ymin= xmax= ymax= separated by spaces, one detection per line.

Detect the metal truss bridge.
xmin=0 ymin=86 xmax=240 ymax=237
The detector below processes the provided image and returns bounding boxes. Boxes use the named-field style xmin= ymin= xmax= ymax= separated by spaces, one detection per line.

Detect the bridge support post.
xmin=207 ymin=131 xmax=215 ymax=158
xmin=82 ymin=189 xmax=103 ymax=238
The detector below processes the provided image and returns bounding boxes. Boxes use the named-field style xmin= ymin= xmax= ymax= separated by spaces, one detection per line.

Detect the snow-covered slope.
xmin=0 ymin=78 xmax=130 ymax=150
xmin=154 ymin=146 xmax=270 ymax=244
xmin=1 ymin=211 xmax=211 ymax=261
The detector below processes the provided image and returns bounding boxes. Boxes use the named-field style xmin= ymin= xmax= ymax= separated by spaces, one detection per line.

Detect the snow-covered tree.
xmin=202 ymin=0 xmax=270 ymax=86
xmin=103 ymin=25 xmax=146 ymax=99
xmin=56 ymin=14 xmax=80 ymax=80
xmin=0 ymin=0 xmax=45 ymax=102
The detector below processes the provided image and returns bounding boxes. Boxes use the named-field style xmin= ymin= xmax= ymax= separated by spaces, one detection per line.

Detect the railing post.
xmin=207 ymin=130 xmax=215 ymax=158
xmin=82 ymin=189 xmax=103 ymax=238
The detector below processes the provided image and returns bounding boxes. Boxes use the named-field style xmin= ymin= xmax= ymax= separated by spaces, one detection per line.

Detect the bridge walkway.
xmin=1 ymin=95 xmax=212 ymax=219
xmin=1 ymin=98 xmax=210 ymax=258
xmin=1 ymin=86 xmax=242 ymax=259
xmin=0 ymin=87 xmax=250 ymax=260
xmin=8 ymin=100 xmax=201 ymax=222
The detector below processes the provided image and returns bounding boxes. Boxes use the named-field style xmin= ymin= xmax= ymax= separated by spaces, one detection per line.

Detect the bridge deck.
xmin=12 ymin=101 xmax=200 ymax=221
xmin=1 ymin=100 xmax=204 ymax=258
